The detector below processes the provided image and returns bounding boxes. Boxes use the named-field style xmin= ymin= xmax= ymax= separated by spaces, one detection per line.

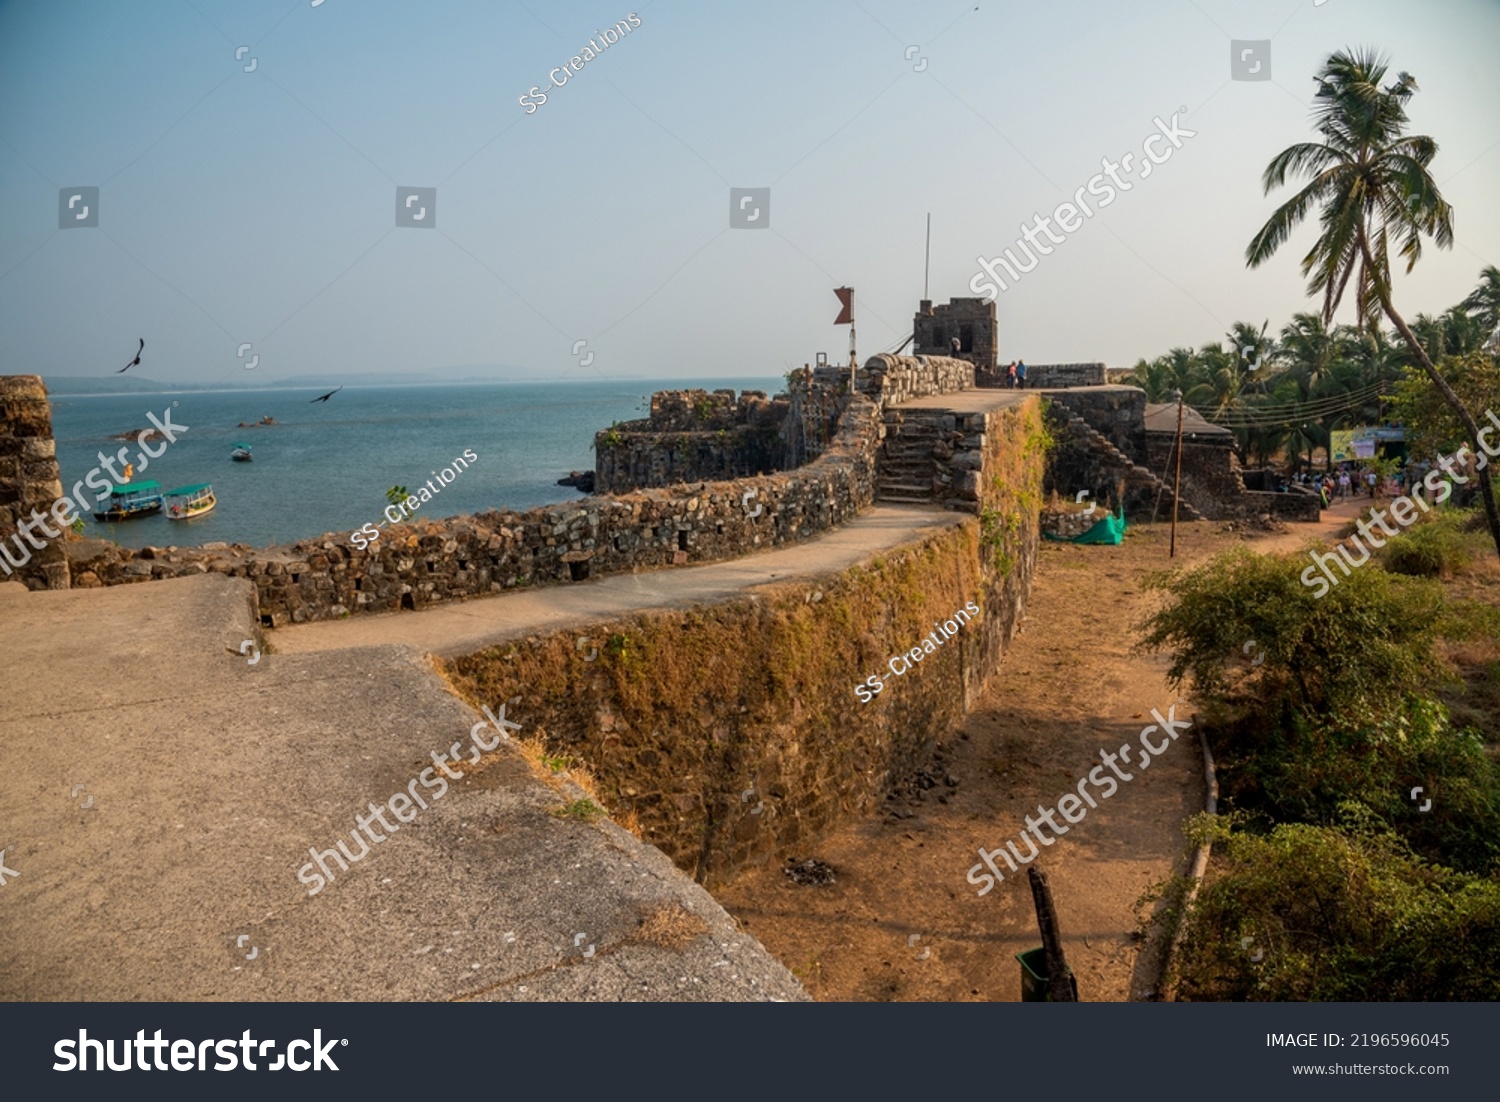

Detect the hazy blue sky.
xmin=2 ymin=0 xmax=1497 ymax=385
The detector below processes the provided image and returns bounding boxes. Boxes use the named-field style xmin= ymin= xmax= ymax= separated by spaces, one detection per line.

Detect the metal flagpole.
xmin=924 ymin=212 xmax=931 ymax=301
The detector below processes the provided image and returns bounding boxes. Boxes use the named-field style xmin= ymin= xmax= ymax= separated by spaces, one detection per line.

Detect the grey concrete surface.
xmin=0 ymin=575 xmax=805 ymax=1001
xmin=891 ymin=388 xmax=1031 ymax=412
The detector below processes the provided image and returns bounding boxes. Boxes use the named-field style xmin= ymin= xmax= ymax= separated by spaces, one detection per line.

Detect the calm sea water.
xmin=48 ymin=378 xmax=780 ymax=550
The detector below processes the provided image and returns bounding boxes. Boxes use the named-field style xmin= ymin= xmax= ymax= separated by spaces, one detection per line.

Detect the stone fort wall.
xmin=0 ymin=376 xmax=69 ymax=590
xmin=5 ymin=354 xmax=1051 ymax=631
xmin=68 ymin=394 xmax=881 ymax=627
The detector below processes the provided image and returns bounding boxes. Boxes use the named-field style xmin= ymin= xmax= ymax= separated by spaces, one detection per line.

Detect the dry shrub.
xmin=630 ymin=902 xmax=710 ymax=951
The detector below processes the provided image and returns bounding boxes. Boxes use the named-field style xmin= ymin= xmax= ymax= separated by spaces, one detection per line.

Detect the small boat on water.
xmin=93 ymin=481 xmax=163 ymax=521
xmin=164 ymin=483 xmax=216 ymax=520
xmin=230 ymin=443 xmax=253 ymax=461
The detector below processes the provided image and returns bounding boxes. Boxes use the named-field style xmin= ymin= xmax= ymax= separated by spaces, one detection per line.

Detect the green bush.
xmin=1170 ymin=814 xmax=1500 ymax=1001
xmin=1211 ymin=697 xmax=1500 ymax=874
xmin=1381 ymin=517 xmax=1475 ymax=577
xmin=1138 ymin=546 xmax=1445 ymax=724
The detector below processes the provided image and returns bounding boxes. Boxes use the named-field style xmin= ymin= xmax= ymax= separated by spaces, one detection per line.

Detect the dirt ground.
xmin=713 ymin=507 xmax=1358 ymax=1002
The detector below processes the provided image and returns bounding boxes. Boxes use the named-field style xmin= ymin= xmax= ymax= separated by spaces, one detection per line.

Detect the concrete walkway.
xmin=0 ymin=573 xmax=807 ymax=1001
xmin=892 ymin=387 xmax=1031 ymax=413
xmin=274 ymin=505 xmax=966 ymax=656
xmin=0 ymin=502 xmax=971 ymax=1002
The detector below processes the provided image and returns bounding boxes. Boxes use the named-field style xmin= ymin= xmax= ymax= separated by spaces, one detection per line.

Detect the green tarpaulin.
xmin=1044 ymin=508 xmax=1126 ymax=545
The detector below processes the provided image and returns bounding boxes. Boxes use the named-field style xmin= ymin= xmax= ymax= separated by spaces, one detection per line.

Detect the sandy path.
xmin=713 ymin=513 xmax=1331 ymax=1001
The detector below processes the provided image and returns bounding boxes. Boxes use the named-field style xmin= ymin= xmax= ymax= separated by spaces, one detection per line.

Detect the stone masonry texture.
xmin=0 ymin=375 xmax=69 ymax=590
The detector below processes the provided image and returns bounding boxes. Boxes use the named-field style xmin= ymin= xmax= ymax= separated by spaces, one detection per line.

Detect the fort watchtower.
xmin=913 ymin=298 xmax=999 ymax=385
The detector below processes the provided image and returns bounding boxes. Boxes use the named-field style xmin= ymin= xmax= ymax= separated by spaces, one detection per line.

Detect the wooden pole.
xmin=1170 ymin=390 xmax=1185 ymax=559
xmin=1027 ymin=867 xmax=1078 ymax=1002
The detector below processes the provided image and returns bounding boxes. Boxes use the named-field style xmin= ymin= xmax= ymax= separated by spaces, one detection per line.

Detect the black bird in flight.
xmin=309 ymin=386 xmax=343 ymax=403
xmin=117 ymin=338 xmax=144 ymax=373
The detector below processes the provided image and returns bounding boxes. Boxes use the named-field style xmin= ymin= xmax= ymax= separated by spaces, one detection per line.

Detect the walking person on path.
xmin=1015 ymin=360 xmax=1028 ymax=389
xmin=1006 ymin=361 xmax=1017 ymax=389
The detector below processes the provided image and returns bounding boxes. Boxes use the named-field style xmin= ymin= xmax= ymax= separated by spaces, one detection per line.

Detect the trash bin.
xmin=1016 ymin=947 xmax=1078 ymax=1002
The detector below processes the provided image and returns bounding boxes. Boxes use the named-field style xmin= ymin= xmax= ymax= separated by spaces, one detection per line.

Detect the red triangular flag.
xmin=833 ymin=286 xmax=853 ymax=325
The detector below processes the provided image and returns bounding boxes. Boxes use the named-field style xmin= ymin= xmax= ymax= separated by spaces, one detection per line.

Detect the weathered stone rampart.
xmin=595 ymin=355 xmax=977 ymax=495
xmin=594 ymin=389 xmax=790 ymax=493
xmin=856 ymin=353 xmax=974 ymax=407
xmin=1143 ymin=440 xmax=1323 ymax=522
xmin=69 ymin=394 xmax=883 ymax=627
xmin=1046 ymin=386 xmax=1146 ymax=459
xmin=0 ymin=376 xmax=69 ymax=590
xmin=8 ymin=354 xmax=1009 ymax=629
xmin=1023 ymin=362 xmax=1107 ymax=389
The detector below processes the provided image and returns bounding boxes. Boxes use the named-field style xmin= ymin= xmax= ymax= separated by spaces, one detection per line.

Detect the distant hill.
xmin=41 ymin=375 xmax=271 ymax=395
xmin=39 ymin=365 xmax=581 ymax=396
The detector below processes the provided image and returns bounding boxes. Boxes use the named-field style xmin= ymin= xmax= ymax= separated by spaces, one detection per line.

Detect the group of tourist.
xmin=1288 ymin=465 xmax=1402 ymax=507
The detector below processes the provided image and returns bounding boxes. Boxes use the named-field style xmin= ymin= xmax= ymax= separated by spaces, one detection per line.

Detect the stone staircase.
xmin=1052 ymin=408 xmax=1204 ymax=521
xmin=876 ymin=415 xmax=946 ymax=503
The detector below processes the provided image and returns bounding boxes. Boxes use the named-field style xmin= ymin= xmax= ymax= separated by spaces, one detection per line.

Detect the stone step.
xmin=876 ymin=494 xmax=934 ymax=504
xmin=878 ymin=482 xmax=935 ymax=495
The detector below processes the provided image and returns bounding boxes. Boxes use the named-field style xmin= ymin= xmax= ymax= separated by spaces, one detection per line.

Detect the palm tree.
xmin=1461 ymin=265 xmax=1500 ymax=341
xmin=1228 ymin=320 xmax=1274 ymax=375
xmin=1124 ymin=357 xmax=1175 ymax=401
xmin=1184 ymin=343 xmax=1242 ymax=414
xmin=1440 ymin=306 xmax=1490 ymax=357
xmin=1409 ymin=313 xmax=1453 ymax=364
xmin=1124 ymin=347 xmax=1200 ymax=402
xmin=1278 ymin=313 xmax=1339 ymax=399
xmin=1246 ymin=48 xmax=1500 ymax=555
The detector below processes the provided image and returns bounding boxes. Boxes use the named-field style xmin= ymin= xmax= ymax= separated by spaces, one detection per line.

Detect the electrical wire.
xmin=1201 ymin=384 xmax=1390 ymax=428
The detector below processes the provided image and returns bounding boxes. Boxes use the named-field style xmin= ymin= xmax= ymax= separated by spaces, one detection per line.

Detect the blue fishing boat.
xmin=93 ymin=480 xmax=163 ymax=521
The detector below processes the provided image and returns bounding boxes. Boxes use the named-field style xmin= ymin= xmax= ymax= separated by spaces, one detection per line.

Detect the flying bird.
xmin=309 ymin=386 xmax=343 ymax=403
xmin=117 ymin=338 xmax=144 ymax=373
